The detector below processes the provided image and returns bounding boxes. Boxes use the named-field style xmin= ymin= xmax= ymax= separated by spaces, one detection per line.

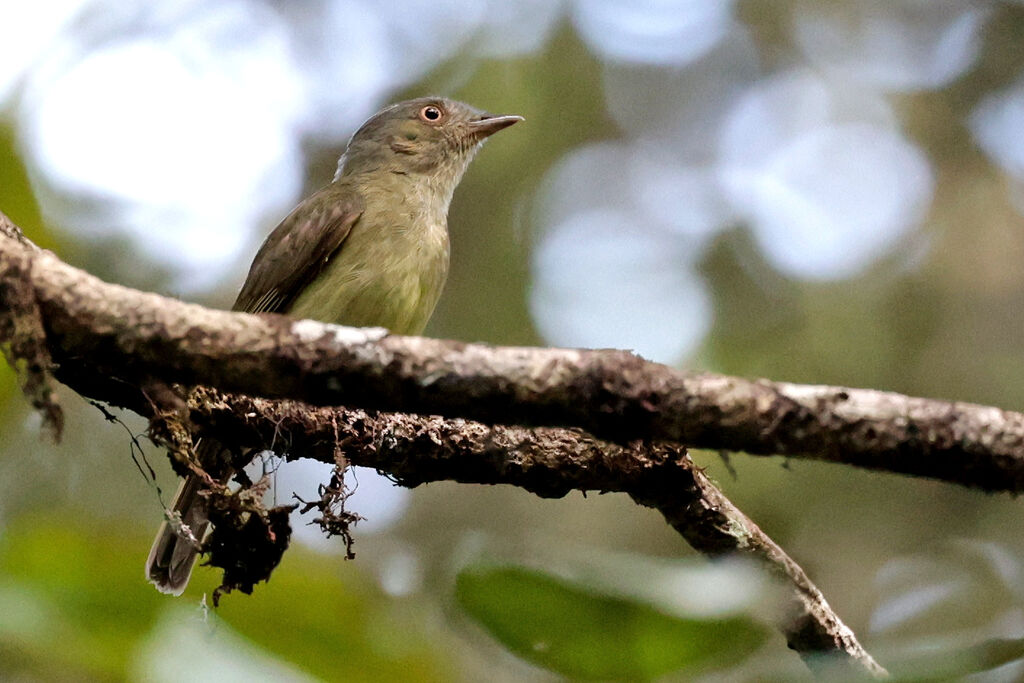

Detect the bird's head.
xmin=335 ymin=97 xmax=522 ymax=192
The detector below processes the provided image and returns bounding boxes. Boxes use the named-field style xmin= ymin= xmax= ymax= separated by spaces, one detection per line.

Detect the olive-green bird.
xmin=146 ymin=97 xmax=521 ymax=594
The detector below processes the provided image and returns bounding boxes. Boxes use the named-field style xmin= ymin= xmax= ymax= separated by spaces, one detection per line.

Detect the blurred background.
xmin=3 ymin=0 xmax=1024 ymax=680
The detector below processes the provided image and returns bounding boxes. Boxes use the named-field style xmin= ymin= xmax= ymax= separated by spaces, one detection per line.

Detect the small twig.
xmin=89 ymin=400 xmax=166 ymax=505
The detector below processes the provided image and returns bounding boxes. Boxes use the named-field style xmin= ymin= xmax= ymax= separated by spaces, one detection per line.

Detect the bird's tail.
xmin=145 ymin=472 xmax=210 ymax=595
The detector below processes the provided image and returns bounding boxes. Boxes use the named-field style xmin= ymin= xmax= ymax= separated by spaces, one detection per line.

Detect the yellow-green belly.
xmin=287 ymin=215 xmax=449 ymax=336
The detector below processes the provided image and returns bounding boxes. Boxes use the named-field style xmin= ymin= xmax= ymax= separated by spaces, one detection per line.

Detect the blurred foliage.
xmin=889 ymin=637 xmax=1024 ymax=681
xmin=0 ymin=515 xmax=453 ymax=681
xmin=0 ymin=122 xmax=50 ymax=248
xmin=455 ymin=564 xmax=767 ymax=680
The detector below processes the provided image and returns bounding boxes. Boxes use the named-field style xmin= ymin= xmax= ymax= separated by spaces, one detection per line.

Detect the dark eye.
xmin=419 ymin=105 xmax=443 ymax=122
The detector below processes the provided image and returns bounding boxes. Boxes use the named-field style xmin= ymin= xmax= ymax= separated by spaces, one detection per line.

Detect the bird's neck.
xmin=350 ymin=168 xmax=454 ymax=228
xmin=336 ymin=146 xmax=482 ymax=215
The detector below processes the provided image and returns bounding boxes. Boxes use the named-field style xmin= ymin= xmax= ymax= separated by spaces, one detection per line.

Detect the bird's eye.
xmin=419 ymin=105 xmax=443 ymax=122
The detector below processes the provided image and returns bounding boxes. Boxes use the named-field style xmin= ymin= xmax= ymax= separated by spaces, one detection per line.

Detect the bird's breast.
xmin=288 ymin=196 xmax=451 ymax=336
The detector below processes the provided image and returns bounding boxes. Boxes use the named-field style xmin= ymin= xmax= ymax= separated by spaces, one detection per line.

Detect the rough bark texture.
xmin=1 ymin=224 xmax=1023 ymax=493
xmin=0 ymin=214 xmax=62 ymax=435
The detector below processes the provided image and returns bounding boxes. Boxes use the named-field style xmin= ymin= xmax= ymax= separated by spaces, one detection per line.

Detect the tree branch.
xmin=2 ymin=217 xmax=1023 ymax=492
xmin=177 ymin=389 xmax=886 ymax=677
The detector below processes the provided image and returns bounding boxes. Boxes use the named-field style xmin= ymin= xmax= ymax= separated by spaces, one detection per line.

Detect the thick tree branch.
xmin=2 ymin=219 xmax=1023 ymax=492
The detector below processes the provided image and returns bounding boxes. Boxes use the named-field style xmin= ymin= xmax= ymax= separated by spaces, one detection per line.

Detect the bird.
xmin=145 ymin=97 xmax=522 ymax=594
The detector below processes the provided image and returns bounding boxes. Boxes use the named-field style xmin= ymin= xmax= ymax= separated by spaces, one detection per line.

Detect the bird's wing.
xmin=233 ymin=182 xmax=365 ymax=315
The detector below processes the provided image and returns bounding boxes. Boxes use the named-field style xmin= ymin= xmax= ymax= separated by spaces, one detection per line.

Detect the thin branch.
xmin=177 ymin=389 xmax=886 ymax=676
xmin=2 ymin=218 xmax=1023 ymax=492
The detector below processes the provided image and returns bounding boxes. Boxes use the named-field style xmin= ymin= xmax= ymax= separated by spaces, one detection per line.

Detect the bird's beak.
xmin=467 ymin=114 xmax=524 ymax=139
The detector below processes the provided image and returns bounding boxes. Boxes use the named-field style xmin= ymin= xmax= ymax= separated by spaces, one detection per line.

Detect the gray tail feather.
xmin=145 ymin=473 xmax=210 ymax=595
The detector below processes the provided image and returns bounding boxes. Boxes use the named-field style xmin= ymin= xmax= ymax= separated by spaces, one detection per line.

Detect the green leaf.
xmin=456 ymin=564 xmax=767 ymax=680
xmin=0 ymin=122 xmax=53 ymax=250
xmin=890 ymin=637 xmax=1024 ymax=681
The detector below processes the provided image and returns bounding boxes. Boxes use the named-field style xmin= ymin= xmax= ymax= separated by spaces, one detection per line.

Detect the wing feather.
xmin=233 ymin=182 xmax=364 ymax=315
